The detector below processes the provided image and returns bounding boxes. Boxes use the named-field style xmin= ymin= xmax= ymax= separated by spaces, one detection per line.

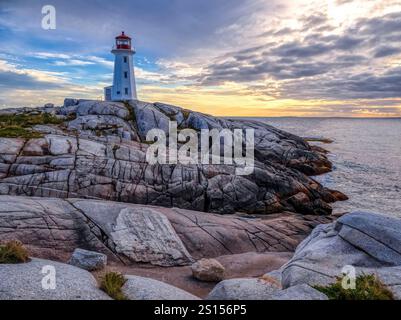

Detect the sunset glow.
xmin=1 ymin=0 xmax=401 ymax=117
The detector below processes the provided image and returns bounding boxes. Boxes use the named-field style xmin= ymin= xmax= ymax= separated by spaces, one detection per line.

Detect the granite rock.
xmin=0 ymin=99 xmax=345 ymax=216
xmin=272 ymin=284 xmax=328 ymax=300
xmin=0 ymin=258 xmax=110 ymax=300
xmin=191 ymin=258 xmax=225 ymax=282
xmin=207 ymin=278 xmax=280 ymax=300
xmin=281 ymin=211 xmax=401 ymax=299
xmin=68 ymin=248 xmax=107 ymax=271
xmin=0 ymin=195 xmax=331 ymax=266
xmin=122 ymin=275 xmax=200 ymax=300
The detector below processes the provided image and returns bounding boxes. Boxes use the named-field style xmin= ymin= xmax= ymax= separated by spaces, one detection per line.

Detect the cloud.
xmin=34 ymin=52 xmax=72 ymax=59
xmin=53 ymin=59 xmax=95 ymax=66
xmin=301 ymin=12 xmax=328 ymax=30
xmin=86 ymin=56 xmax=114 ymax=68
xmin=374 ymin=46 xmax=401 ymax=58
xmin=1 ymin=0 xmax=401 ymax=116
xmin=33 ymin=52 xmax=112 ymax=68
xmin=0 ymin=59 xmax=67 ymax=89
xmin=0 ymin=58 xmax=104 ymax=107
xmin=282 ymin=67 xmax=401 ymax=100
xmin=192 ymin=7 xmax=401 ymax=103
xmin=0 ymin=70 xmax=61 ymax=90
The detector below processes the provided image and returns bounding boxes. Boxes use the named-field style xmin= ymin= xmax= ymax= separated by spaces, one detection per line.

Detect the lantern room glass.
xmin=116 ymin=39 xmax=131 ymax=49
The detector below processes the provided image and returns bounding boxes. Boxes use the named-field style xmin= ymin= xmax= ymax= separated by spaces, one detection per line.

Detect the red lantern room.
xmin=115 ymin=31 xmax=131 ymax=50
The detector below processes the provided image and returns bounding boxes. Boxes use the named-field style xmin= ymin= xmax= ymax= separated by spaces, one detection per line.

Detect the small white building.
xmin=104 ymin=31 xmax=137 ymax=101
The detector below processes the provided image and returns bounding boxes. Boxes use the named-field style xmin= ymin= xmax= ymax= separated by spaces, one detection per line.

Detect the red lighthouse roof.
xmin=116 ymin=31 xmax=131 ymax=40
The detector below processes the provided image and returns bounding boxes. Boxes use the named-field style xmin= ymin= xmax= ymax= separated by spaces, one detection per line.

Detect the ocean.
xmin=257 ymin=118 xmax=401 ymax=217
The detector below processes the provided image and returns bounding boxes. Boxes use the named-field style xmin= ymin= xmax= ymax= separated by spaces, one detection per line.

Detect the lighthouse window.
xmin=124 ymin=71 xmax=128 ymax=78
xmin=124 ymin=56 xmax=127 ymax=63
xmin=125 ymin=88 xmax=128 ymax=95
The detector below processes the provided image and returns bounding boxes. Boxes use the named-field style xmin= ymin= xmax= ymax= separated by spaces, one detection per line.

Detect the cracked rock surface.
xmin=0 ymin=99 xmax=345 ymax=216
xmin=0 ymin=195 xmax=335 ymax=266
xmin=0 ymin=99 xmax=352 ymax=299
xmin=266 ymin=211 xmax=401 ymax=299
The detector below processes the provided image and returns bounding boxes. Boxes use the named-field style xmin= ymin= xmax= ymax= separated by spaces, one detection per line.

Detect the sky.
xmin=0 ymin=0 xmax=401 ymax=117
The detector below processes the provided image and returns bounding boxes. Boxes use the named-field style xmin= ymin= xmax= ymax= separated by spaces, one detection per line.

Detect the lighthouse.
xmin=104 ymin=31 xmax=137 ymax=101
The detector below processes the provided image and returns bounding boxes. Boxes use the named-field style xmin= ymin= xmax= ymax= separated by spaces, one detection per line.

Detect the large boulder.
xmin=63 ymin=98 xmax=79 ymax=108
xmin=131 ymin=101 xmax=170 ymax=140
xmin=0 ymin=195 xmax=335 ymax=266
xmin=191 ymin=258 xmax=225 ymax=282
xmin=0 ymin=99 xmax=345 ymax=216
xmin=68 ymin=248 xmax=107 ymax=271
xmin=336 ymin=211 xmax=401 ymax=265
xmin=0 ymin=258 xmax=110 ymax=300
xmin=280 ymin=211 xmax=401 ymax=299
xmin=207 ymin=278 xmax=280 ymax=300
xmin=75 ymin=101 xmax=130 ymax=119
xmin=122 ymin=275 xmax=200 ymax=300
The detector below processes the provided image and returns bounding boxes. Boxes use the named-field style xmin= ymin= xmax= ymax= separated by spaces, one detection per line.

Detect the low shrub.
xmin=314 ymin=274 xmax=394 ymax=300
xmin=0 ymin=113 xmax=64 ymax=138
xmin=0 ymin=240 xmax=30 ymax=264
xmin=100 ymin=272 xmax=127 ymax=300
xmin=0 ymin=113 xmax=64 ymax=127
xmin=0 ymin=127 xmax=43 ymax=138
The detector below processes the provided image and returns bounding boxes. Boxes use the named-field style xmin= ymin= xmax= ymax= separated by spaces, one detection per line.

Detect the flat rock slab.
xmin=216 ymin=252 xmax=291 ymax=280
xmin=69 ymin=199 xmax=194 ymax=267
xmin=165 ymin=208 xmax=335 ymax=259
xmin=0 ymin=258 xmax=110 ymax=300
xmin=272 ymin=284 xmax=328 ymax=300
xmin=336 ymin=211 xmax=401 ymax=265
xmin=122 ymin=275 xmax=200 ymax=300
xmin=0 ymin=195 xmax=336 ymax=267
xmin=207 ymin=278 xmax=280 ymax=300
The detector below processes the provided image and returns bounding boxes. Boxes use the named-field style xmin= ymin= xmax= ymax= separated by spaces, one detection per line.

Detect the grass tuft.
xmin=0 ymin=113 xmax=64 ymax=138
xmin=0 ymin=240 xmax=30 ymax=264
xmin=181 ymin=109 xmax=191 ymax=120
xmin=0 ymin=127 xmax=43 ymax=138
xmin=100 ymin=272 xmax=127 ymax=300
xmin=314 ymin=274 xmax=394 ymax=300
xmin=0 ymin=113 xmax=64 ymax=127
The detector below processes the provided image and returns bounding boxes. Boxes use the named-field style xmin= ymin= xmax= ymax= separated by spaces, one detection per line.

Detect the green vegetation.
xmin=314 ymin=274 xmax=394 ymax=300
xmin=0 ymin=113 xmax=65 ymax=138
xmin=0 ymin=240 xmax=30 ymax=264
xmin=123 ymin=101 xmax=136 ymax=122
xmin=181 ymin=109 xmax=191 ymax=121
xmin=0 ymin=113 xmax=64 ymax=127
xmin=100 ymin=272 xmax=127 ymax=300
xmin=0 ymin=127 xmax=42 ymax=139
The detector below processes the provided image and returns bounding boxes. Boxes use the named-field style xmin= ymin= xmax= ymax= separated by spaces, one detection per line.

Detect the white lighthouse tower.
xmin=104 ymin=31 xmax=137 ymax=101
